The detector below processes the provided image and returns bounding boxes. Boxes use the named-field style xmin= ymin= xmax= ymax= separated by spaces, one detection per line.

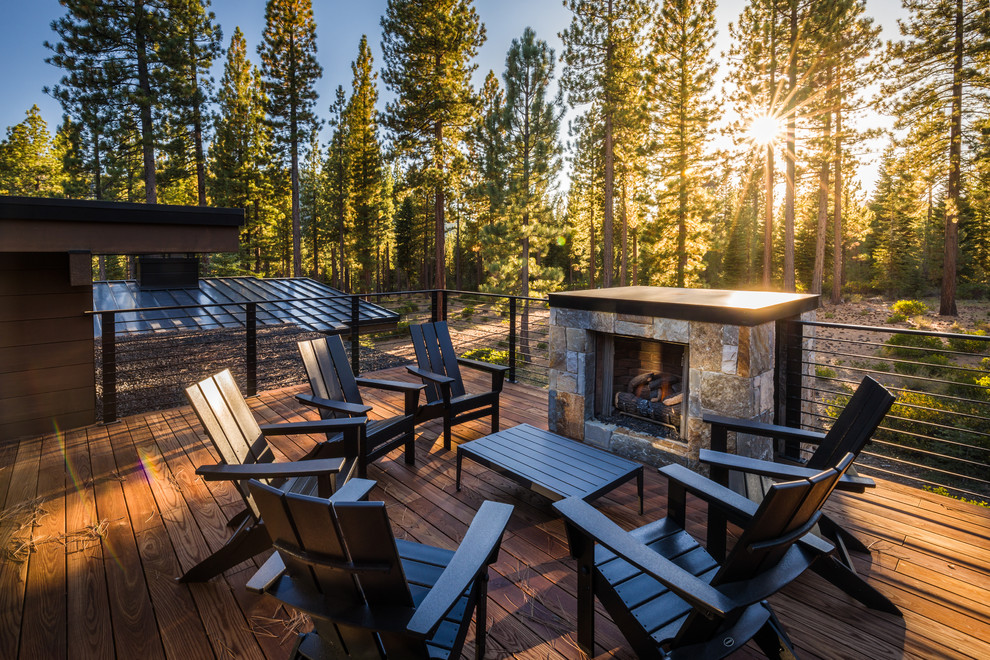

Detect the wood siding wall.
xmin=0 ymin=253 xmax=94 ymax=440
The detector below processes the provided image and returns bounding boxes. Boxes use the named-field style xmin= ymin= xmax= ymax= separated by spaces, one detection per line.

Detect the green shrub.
xmin=946 ymin=324 xmax=989 ymax=353
xmin=460 ymin=306 xmax=474 ymax=320
xmin=886 ymin=312 xmax=908 ymax=323
xmin=891 ymin=299 xmax=929 ymax=317
xmin=815 ymin=365 xmax=837 ymax=379
xmin=894 ymin=352 xmax=950 ymax=376
xmin=883 ymin=333 xmax=944 ymax=358
xmin=462 ymin=347 xmax=509 ymax=366
xmin=956 ymin=281 xmax=990 ymax=300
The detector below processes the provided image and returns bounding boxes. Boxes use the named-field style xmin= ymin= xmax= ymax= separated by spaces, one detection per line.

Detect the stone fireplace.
xmin=547 ymin=286 xmax=818 ymax=467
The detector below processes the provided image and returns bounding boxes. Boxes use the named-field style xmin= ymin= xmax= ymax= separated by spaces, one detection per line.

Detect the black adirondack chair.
xmin=246 ymin=480 xmax=513 ymax=659
xmin=297 ymin=335 xmax=426 ymax=477
xmin=178 ymin=369 xmax=374 ymax=583
xmin=701 ymin=375 xmax=899 ymax=614
xmin=407 ymin=321 xmax=509 ymax=450
xmin=554 ymin=454 xmax=857 ymax=659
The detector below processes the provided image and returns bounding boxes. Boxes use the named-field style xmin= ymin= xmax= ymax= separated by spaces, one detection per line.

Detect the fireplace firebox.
xmin=595 ymin=335 xmax=687 ymax=440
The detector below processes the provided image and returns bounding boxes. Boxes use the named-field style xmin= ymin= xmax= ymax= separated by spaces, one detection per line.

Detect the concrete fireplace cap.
xmin=549 ymin=286 xmax=819 ymax=326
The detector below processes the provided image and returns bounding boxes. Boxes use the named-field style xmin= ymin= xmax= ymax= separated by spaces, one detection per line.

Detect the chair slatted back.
xmin=410 ymin=321 xmax=466 ymax=402
xmin=809 ymin=376 xmax=894 ymax=471
xmin=678 ymin=454 xmax=855 ymax=646
xmin=186 ymin=369 xmax=274 ymax=513
xmin=298 ymin=336 xmax=364 ymax=416
xmin=249 ymin=481 xmax=425 ymax=658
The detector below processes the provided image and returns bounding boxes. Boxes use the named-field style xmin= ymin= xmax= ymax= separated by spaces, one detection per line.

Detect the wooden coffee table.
xmin=456 ymin=423 xmax=644 ymax=513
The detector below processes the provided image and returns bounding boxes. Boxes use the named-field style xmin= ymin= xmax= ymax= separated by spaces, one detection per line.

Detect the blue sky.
xmin=1 ymin=1 xmax=907 ymax=191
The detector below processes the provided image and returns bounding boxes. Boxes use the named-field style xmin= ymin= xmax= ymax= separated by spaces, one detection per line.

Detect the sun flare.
xmin=746 ymin=113 xmax=782 ymax=147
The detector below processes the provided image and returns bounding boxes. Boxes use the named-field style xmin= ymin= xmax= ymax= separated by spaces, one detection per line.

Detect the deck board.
xmin=1 ymin=366 xmax=989 ymax=659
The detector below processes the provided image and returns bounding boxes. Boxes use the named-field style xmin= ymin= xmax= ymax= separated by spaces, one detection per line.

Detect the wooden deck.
xmin=1 ymin=367 xmax=988 ymax=659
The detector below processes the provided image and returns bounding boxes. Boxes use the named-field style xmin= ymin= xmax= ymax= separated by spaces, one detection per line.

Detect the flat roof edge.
xmin=0 ymin=195 xmax=244 ymax=227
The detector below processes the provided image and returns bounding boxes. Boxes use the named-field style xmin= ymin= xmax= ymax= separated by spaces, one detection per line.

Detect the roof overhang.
xmin=0 ymin=195 xmax=244 ymax=254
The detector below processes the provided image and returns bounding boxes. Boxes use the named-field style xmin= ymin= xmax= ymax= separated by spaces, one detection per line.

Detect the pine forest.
xmin=4 ymin=0 xmax=989 ymax=314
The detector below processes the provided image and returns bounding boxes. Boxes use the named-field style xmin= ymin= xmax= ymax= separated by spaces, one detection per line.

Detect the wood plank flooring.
xmin=1 ymin=367 xmax=988 ymax=659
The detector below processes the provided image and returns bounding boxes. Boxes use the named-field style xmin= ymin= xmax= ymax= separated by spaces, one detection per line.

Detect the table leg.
xmin=456 ymin=450 xmax=463 ymax=491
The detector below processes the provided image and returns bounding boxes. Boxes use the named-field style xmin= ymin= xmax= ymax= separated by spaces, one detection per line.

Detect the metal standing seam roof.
xmin=91 ymin=277 xmax=399 ymax=337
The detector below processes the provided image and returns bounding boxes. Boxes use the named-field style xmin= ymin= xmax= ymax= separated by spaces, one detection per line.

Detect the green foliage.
xmin=945 ymin=324 xmax=989 ymax=354
xmin=462 ymin=347 xmax=508 ymax=366
xmin=922 ymin=486 xmax=989 ymax=508
xmin=459 ymin=306 xmax=474 ymax=320
xmin=0 ymin=105 xmax=66 ymax=196
xmin=887 ymin=312 xmax=908 ymax=323
xmin=891 ymin=299 xmax=929 ymax=316
xmin=815 ymin=366 xmax=837 ymax=379
xmin=883 ymin=333 xmax=945 ymax=358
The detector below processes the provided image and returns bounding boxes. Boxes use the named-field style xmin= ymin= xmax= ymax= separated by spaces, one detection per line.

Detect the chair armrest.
xmin=246 ymin=477 xmax=377 ymax=594
xmin=661 ymin=464 xmax=759 ymax=522
xmin=703 ymin=414 xmax=826 ymax=445
xmin=406 ymin=501 xmax=514 ymax=638
xmin=456 ymin=357 xmax=510 ymax=374
xmin=355 ymin=377 xmax=427 ymax=393
xmin=405 ymin=365 xmax=455 ymax=385
xmin=296 ymin=393 xmax=372 ymax=416
xmin=259 ymin=417 xmax=368 ymax=436
xmin=698 ymin=450 xmax=875 ymax=493
xmin=553 ymin=497 xmax=735 ymax=619
xmin=196 ymin=457 xmax=344 ymax=481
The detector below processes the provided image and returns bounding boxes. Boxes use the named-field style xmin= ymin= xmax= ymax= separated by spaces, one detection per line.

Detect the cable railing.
xmin=783 ymin=319 xmax=990 ymax=502
xmin=88 ymin=288 xmax=550 ymax=423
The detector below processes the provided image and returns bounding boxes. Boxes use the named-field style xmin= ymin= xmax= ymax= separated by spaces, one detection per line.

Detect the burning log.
xmin=615 ymin=391 xmax=681 ymax=426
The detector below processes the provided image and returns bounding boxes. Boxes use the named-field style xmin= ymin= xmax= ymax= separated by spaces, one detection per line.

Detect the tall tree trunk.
xmin=603 ymin=112 xmax=614 ymax=287
xmin=831 ymin=71 xmax=843 ymax=304
xmin=812 ymin=71 xmax=831 ymax=295
xmin=602 ymin=0 xmax=614 ymax=288
xmin=134 ymin=1 xmax=157 ymax=204
xmin=434 ymin=121 xmax=446 ymax=290
xmin=632 ymin=230 xmax=637 ymax=284
xmin=763 ymin=146 xmax=774 ymax=288
xmin=93 ymin=128 xmax=103 ymax=201
xmin=290 ymin=117 xmax=302 ymax=277
xmin=191 ymin=35 xmax=207 ymax=207
xmin=590 ymin=204 xmax=596 ymax=288
xmin=677 ymin=137 xmax=688 ymax=287
xmin=620 ymin=174 xmax=628 ymax=286
xmin=783 ymin=0 xmax=797 ymax=292
xmin=940 ymin=0 xmax=963 ymax=316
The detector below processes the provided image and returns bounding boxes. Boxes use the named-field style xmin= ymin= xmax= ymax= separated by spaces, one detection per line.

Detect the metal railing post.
xmin=101 ymin=311 xmax=117 ymax=423
xmin=774 ymin=318 xmax=803 ymax=460
xmin=441 ymin=289 xmax=448 ymax=321
xmin=351 ymin=294 xmax=361 ymax=376
xmin=246 ymin=302 xmax=257 ymax=396
xmin=431 ymin=290 xmax=440 ymax=323
xmin=508 ymin=296 xmax=517 ymax=383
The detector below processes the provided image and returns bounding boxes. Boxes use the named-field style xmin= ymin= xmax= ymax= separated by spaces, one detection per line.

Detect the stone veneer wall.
xmin=548 ymin=307 xmax=817 ymax=469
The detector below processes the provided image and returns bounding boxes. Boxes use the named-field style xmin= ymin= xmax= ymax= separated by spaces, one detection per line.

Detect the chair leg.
xmin=812 ymin=555 xmax=902 ymax=615
xmin=475 ymin=572 xmax=489 ymax=660
xmin=176 ymin=520 xmax=270 ymax=583
xmin=575 ymin=550 xmax=596 ymax=654
xmin=491 ymin=402 xmax=499 ymax=433
xmin=443 ymin=413 xmax=453 ymax=451
xmin=404 ymin=429 xmax=415 ymax=465
xmin=751 ymin=604 xmax=799 ymax=660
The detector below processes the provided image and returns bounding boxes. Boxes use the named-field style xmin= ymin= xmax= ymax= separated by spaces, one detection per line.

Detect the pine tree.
xmin=209 ymin=27 xmax=274 ymax=273
xmin=561 ymin=0 xmax=649 ymax=288
xmin=161 ymin=0 xmax=222 ymax=206
xmin=47 ymin=0 xmax=175 ymax=203
xmin=647 ymin=0 xmax=719 ymax=287
xmin=259 ymin=0 xmax=323 ymax=278
xmin=885 ymin=0 xmax=989 ymax=315
xmin=380 ymin=0 xmax=485 ymax=290
xmin=345 ymin=35 xmax=384 ymax=292
xmin=324 ymin=86 xmax=350 ymax=289
xmin=0 ymin=106 xmax=66 ymax=196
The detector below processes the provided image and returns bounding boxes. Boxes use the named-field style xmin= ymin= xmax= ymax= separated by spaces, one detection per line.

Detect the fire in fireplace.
xmin=594 ymin=334 xmax=688 ymax=439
